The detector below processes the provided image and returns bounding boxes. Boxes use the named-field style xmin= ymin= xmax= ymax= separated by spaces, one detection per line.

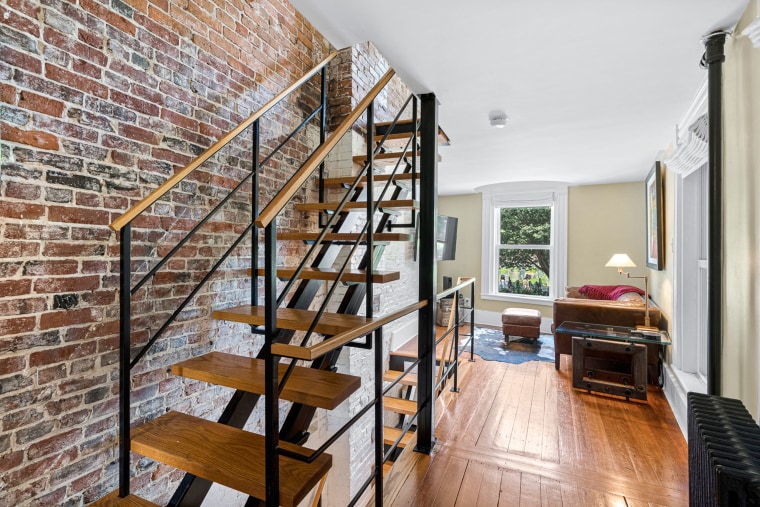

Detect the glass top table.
xmin=556 ymin=321 xmax=671 ymax=346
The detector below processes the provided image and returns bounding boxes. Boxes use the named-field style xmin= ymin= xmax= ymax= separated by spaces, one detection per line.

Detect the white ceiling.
xmin=292 ymin=0 xmax=749 ymax=195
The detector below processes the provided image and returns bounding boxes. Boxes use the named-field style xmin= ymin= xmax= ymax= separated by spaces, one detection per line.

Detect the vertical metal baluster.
xmin=252 ymin=120 xmax=260 ymax=307
xmin=470 ymin=281 xmax=476 ymax=362
xmin=366 ymin=102 xmax=374 ymax=321
xmin=452 ymin=291 xmax=460 ymax=393
xmin=374 ymin=327 xmax=383 ymax=506
xmin=264 ymin=223 xmax=279 ymax=506
xmin=412 ymin=96 xmax=418 ymax=202
xmin=319 ymin=66 xmax=328 ymax=228
xmin=119 ymin=223 xmax=132 ymax=498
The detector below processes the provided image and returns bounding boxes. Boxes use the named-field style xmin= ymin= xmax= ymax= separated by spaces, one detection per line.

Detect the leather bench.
xmin=502 ymin=308 xmax=541 ymax=341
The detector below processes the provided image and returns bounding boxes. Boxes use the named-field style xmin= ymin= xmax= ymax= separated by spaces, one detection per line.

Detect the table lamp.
xmin=605 ymin=253 xmax=657 ymax=331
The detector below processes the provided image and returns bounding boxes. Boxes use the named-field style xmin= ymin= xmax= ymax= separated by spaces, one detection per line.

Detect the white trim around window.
xmin=476 ymin=181 xmax=568 ymax=306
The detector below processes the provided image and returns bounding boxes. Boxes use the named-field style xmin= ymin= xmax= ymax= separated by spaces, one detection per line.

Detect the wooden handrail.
xmin=436 ymin=276 xmax=475 ymax=300
xmin=109 ymin=52 xmax=338 ymax=232
xmin=271 ymin=299 xmax=426 ymax=360
xmin=255 ymin=68 xmax=396 ymax=228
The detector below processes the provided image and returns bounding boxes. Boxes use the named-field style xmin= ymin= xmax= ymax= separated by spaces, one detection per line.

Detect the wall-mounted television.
xmin=436 ymin=215 xmax=458 ymax=261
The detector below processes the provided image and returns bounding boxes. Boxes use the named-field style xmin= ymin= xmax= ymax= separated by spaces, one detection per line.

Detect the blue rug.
xmin=472 ymin=327 xmax=554 ymax=364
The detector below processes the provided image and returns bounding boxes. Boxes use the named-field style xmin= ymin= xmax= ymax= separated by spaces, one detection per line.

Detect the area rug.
xmin=472 ymin=326 xmax=554 ymax=364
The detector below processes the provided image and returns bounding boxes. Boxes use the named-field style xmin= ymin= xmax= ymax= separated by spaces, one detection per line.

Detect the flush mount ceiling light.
xmin=489 ymin=111 xmax=508 ymax=128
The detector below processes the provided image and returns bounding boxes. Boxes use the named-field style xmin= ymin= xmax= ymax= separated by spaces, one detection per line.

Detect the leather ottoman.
xmin=502 ymin=308 xmax=541 ymax=340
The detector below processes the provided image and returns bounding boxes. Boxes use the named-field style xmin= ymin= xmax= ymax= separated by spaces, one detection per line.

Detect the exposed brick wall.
xmin=0 ymin=0 xmax=334 ymax=503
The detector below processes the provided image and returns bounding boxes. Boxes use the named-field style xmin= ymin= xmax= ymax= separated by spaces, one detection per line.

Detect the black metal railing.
xmin=113 ymin=53 xmax=335 ymax=500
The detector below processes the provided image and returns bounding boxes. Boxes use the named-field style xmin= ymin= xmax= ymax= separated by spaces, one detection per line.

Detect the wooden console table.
xmin=556 ymin=321 xmax=671 ymax=402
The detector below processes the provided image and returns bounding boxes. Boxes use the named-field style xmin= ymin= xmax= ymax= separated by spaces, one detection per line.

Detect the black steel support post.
xmin=415 ymin=93 xmax=439 ymax=454
xmin=373 ymin=328 xmax=383 ymax=505
xmin=119 ymin=224 xmax=131 ymax=498
xmin=703 ymin=31 xmax=727 ymax=396
xmin=264 ymin=223 xmax=280 ymax=505
xmin=252 ymin=120 xmax=260 ymax=307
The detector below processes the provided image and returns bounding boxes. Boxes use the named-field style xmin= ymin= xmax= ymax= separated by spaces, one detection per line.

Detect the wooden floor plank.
xmin=431 ymin=456 xmax=468 ymax=507
xmin=454 ymin=460 xmax=486 ymax=507
xmin=540 ymin=477 xmax=563 ymax=507
xmin=540 ymin=366 xmax=560 ymax=464
xmin=475 ymin=464 xmax=502 ymax=506
xmin=408 ymin=453 xmax=452 ymax=506
xmin=519 ymin=472 xmax=542 ymax=505
xmin=497 ymin=469 xmax=522 ymax=506
xmin=384 ymin=357 xmax=688 ymax=507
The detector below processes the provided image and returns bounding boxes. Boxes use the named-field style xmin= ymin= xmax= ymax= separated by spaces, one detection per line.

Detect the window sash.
xmin=479 ymin=181 xmax=568 ymax=304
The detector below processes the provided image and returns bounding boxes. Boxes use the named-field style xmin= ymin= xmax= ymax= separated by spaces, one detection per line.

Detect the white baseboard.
xmin=389 ymin=317 xmax=418 ymax=350
xmin=663 ymin=363 xmax=707 ymax=439
xmin=474 ymin=309 xmax=552 ymax=334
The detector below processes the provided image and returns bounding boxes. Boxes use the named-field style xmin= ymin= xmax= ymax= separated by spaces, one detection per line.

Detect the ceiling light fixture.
xmin=489 ymin=111 xmax=508 ymax=128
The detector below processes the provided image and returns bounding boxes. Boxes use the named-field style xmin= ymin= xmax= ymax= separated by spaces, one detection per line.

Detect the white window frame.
xmin=478 ymin=181 xmax=568 ymax=306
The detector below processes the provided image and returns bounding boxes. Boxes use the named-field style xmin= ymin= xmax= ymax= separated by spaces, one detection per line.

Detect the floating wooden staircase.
xmin=95 ymin=60 xmax=452 ymax=506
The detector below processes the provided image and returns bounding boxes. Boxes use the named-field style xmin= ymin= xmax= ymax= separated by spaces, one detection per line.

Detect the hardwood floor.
xmin=384 ymin=353 xmax=688 ymax=506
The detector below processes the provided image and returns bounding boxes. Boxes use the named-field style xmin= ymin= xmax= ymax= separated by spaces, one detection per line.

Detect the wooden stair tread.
xmin=374 ymin=120 xmax=450 ymax=146
xmin=350 ymin=152 xmax=423 ymax=167
xmin=172 ymin=352 xmax=360 ymax=410
xmin=383 ymin=426 xmax=414 ymax=448
xmin=277 ymin=232 xmax=413 ymax=242
xmin=323 ymin=172 xmax=414 ymax=188
xmin=383 ymin=396 xmax=417 ymax=416
xmin=251 ymin=267 xmax=400 ymax=283
xmin=294 ymin=200 xmax=418 ymax=212
xmin=131 ymin=411 xmax=331 ymax=507
xmin=383 ymin=461 xmax=393 ymax=477
xmin=382 ymin=370 xmax=418 ymax=386
xmin=213 ymin=305 xmax=376 ymax=336
xmin=90 ymin=492 xmax=160 ymax=507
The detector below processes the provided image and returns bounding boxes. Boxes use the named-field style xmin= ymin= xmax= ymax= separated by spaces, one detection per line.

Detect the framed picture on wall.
xmin=645 ymin=161 xmax=664 ymax=270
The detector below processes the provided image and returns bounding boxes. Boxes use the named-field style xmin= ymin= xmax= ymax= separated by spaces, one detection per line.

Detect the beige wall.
xmin=721 ymin=7 xmax=760 ymax=416
xmin=438 ymin=182 xmax=646 ymax=321
xmin=568 ymin=182 xmax=647 ymax=288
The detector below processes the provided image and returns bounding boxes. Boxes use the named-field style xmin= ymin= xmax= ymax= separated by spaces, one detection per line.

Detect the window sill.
xmin=480 ymin=293 xmax=554 ymax=306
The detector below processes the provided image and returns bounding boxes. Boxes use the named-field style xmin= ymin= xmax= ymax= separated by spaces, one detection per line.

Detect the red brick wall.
xmin=0 ymin=0 xmax=333 ymax=503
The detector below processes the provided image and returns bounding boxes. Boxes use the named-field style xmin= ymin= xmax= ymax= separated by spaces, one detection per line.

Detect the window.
xmin=497 ymin=206 xmax=551 ymax=297
xmin=479 ymin=182 xmax=567 ymax=304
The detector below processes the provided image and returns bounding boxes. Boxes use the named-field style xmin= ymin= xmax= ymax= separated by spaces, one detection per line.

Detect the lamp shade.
xmin=605 ymin=253 xmax=636 ymax=268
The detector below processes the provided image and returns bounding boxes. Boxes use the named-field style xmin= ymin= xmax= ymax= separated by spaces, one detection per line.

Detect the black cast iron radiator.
xmin=688 ymin=392 xmax=760 ymax=506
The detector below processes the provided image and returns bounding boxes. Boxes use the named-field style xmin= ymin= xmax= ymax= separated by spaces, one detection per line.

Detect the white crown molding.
xmin=742 ymin=15 xmax=760 ymax=48
xmin=664 ymin=115 xmax=708 ymax=176
xmin=665 ymin=79 xmax=708 ymax=176
xmin=675 ymin=78 xmax=707 ymax=144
